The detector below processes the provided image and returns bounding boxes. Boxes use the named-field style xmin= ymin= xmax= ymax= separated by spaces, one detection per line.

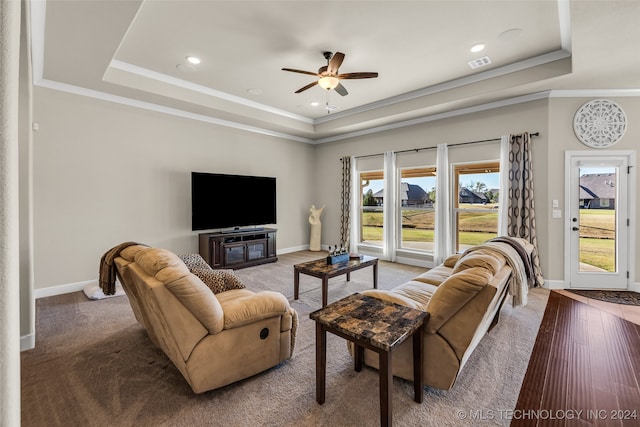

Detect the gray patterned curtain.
xmin=507 ymin=132 xmax=545 ymax=286
xmin=340 ymin=156 xmax=351 ymax=248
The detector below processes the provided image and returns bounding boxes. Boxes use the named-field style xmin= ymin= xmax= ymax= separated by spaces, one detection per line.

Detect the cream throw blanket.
xmin=460 ymin=241 xmax=529 ymax=307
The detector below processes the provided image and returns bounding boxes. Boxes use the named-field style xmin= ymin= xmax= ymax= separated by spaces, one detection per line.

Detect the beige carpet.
xmin=21 ymin=251 xmax=549 ymax=426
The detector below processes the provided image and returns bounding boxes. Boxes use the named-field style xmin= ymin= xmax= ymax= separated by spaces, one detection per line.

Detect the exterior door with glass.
xmin=567 ymin=154 xmax=630 ymax=289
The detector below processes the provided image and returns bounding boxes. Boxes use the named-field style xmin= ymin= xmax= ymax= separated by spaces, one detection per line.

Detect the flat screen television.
xmin=191 ymin=172 xmax=277 ymax=231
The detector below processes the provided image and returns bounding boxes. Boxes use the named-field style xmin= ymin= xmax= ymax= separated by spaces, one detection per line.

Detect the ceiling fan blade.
xmin=334 ymin=82 xmax=348 ymax=96
xmin=282 ymin=68 xmax=320 ymax=77
xmin=336 ymin=72 xmax=378 ymax=79
xmin=294 ymin=81 xmax=318 ymax=93
xmin=328 ymin=52 xmax=345 ymax=74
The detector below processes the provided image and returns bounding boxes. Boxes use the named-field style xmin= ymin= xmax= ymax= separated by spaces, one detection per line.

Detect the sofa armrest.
xmin=220 ymin=291 xmax=291 ymax=330
xmin=426 ymin=266 xmax=492 ymax=333
xmin=361 ymin=289 xmax=425 ymax=311
xmin=164 ymin=269 xmax=225 ymax=335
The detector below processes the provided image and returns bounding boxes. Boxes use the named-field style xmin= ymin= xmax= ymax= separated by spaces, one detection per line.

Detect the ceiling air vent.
xmin=468 ymin=56 xmax=491 ymax=69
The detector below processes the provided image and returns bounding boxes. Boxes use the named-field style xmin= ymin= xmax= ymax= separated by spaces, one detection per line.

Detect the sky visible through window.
xmin=363 ymin=173 xmax=500 ymax=195
xmin=580 ymin=167 xmax=616 ymax=176
xmin=363 ymin=168 xmax=615 ymax=197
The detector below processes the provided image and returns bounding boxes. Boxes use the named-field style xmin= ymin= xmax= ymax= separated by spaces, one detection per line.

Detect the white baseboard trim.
xmin=33 ymin=247 xmax=312 ymax=299
xmin=541 ymin=279 xmax=640 ymax=292
xmin=35 ymin=279 xmax=96 ymax=299
xmin=277 ymin=244 xmax=309 ymax=255
xmin=395 ymin=255 xmax=433 ymax=269
xmin=35 ymin=245 xmax=313 ymax=299
xmin=542 ymin=279 xmax=566 ymax=290
xmin=21 ymin=333 xmax=35 ymax=351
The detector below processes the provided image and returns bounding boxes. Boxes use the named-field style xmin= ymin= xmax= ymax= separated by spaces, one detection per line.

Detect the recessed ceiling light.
xmin=470 ymin=43 xmax=485 ymax=53
xmin=247 ymin=88 xmax=263 ymax=95
xmin=310 ymin=101 xmax=320 ymax=107
xmin=186 ymin=56 xmax=201 ymax=65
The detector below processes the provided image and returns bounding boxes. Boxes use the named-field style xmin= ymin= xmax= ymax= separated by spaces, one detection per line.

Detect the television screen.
xmin=191 ymin=172 xmax=277 ymax=231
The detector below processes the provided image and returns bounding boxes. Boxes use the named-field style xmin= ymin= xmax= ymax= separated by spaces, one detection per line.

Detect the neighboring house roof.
xmin=403 ymin=183 xmax=428 ymax=202
xmin=579 ymin=173 xmax=616 ymax=200
xmin=372 ymin=183 xmax=428 ymax=202
xmin=459 ymin=187 xmax=488 ymax=201
xmin=579 ymin=186 xmax=597 ymax=200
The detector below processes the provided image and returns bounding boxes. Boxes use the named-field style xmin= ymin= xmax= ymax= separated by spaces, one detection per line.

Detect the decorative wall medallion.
xmin=573 ymin=99 xmax=627 ymax=148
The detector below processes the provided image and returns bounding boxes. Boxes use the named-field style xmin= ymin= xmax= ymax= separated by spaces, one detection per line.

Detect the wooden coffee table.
xmin=294 ymin=255 xmax=378 ymax=307
xmin=310 ymin=293 xmax=428 ymax=427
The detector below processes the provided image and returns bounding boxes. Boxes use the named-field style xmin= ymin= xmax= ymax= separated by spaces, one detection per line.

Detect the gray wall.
xmin=546 ymin=96 xmax=640 ymax=281
xmin=313 ymin=96 xmax=640 ymax=285
xmin=31 ymin=90 xmax=640 ymax=292
xmin=314 ymin=99 xmax=549 ymax=268
xmin=32 ymin=87 xmax=316 ymax=289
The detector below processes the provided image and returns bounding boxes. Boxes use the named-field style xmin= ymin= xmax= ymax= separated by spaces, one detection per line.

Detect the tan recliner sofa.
xmin=355 ymin=237 xmax=534 ymax=390
xmin=113 ymin=244 xmax=298 ymax=394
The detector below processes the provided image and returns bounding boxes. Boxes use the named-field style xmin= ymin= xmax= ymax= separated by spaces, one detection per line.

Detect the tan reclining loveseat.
xmin=355 ymin=237 xmax=534 ymax=390
xmin=112 ymin=244 xmax=298 ymax=393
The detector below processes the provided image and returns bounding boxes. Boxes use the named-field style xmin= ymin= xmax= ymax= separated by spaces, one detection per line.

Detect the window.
xmin=354 ymin=148 xmax=502 ymax=263
xmin=399 ymin=167 xmax=436 ymax=252
xmin=360 ymin=170 xmax=384 ymax=247
xmin=453 ymin=162 xmax=500 ymax=252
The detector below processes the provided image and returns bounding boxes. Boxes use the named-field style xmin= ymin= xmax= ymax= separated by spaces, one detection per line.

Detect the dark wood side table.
xmin=294 ymin=255 xmax=378 ymax=307
xmin=309 ymin=293 xmax=429 ymax=427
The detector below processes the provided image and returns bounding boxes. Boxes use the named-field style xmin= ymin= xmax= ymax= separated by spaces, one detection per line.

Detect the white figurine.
xmin=308 ymin=205 xmax=325 ymax=251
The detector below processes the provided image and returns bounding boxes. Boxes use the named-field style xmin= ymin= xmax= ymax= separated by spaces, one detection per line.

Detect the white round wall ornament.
xmin=573 ymin=99 xmax=627 ymax=148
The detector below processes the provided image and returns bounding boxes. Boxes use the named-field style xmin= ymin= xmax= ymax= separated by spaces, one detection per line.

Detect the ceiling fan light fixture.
xmin=283 ymin=51 xmax=377 ymax=95
xmin=318 ymin=76 xmax=340 ymax=90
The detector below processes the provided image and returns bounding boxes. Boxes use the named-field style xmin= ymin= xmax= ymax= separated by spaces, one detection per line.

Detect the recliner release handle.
xmin=260 ymin=328 xmax=269 ymax=339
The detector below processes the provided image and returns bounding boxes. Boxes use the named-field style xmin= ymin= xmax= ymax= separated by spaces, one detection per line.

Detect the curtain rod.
xmin=341 ymin=132 xmax=539 ymax=161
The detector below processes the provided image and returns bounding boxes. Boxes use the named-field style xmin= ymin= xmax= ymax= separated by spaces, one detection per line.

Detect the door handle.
xmin=572 ymin=227 xmax=579 ymax=231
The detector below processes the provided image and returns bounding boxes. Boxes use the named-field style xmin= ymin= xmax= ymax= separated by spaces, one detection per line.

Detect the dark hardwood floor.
xmin=513 ymin=291 xmax=640 ymax=427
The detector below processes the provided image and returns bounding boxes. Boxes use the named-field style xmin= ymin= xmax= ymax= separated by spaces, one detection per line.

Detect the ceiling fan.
xmin=282 ymin=51 xmax=378 ymax=96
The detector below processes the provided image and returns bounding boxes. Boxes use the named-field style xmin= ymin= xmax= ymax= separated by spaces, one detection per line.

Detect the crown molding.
xmin=34 ymin=78 xmax=315 ymax=144
xmin=550 ymin=89 xmax=640 ymax=98
xmin=108 ymin=49 xmax=572 ymax=128
xmin=312 ymin=91 xmax=552 ymax=144
xmin=29 ymin=0 xmax=640 ymax=145
xmin=558 ymin=0 xmax=572 ymax=52
xmin=314 ymin=49 xmax=571 ymax=125
xmin=34 ymin=78 xmax=640 ymax=145
xmin=107 ymin=60 xmax=314 ymax=124
xmin=30 ymin=0 xmax=46 ymax=84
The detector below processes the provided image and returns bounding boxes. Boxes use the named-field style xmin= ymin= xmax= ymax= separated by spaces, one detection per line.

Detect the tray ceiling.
xmin=34 ymin=1 xmax=640 ymax=142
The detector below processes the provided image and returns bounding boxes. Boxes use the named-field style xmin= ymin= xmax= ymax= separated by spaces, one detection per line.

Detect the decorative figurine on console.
xmin=327 ymin=241 xmax=350 ymax=264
